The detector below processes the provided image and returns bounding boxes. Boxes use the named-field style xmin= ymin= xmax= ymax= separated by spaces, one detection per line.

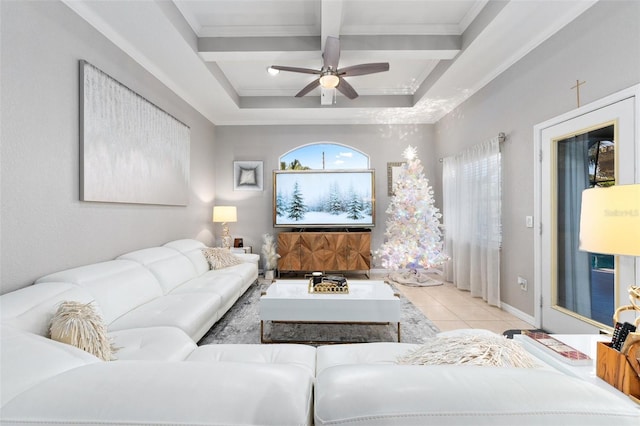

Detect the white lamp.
xmin=580 ymin=184 xmax=640 ymax=323
xmin=579 ymin=184 xmax=640 ymax=257
xmin=213 ymin=206 xmax=237 ymax=249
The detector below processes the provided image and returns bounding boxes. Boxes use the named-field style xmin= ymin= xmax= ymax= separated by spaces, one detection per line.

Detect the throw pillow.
xmin=202 ymin=247 xmax=243 ymax=270
xmin=396 ymin=334 xmax=539 ymax=368
xmin=239 ymin=167 xmax=257 ymax=185
xmin=49 ymin=301 xmax=117 ymax=361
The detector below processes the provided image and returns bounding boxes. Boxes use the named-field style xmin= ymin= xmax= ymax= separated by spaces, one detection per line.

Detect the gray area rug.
xmin=198 ymin=280 xmax=440 ymax=345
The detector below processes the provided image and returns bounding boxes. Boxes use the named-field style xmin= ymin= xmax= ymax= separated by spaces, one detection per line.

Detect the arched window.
xmin=279 ymin=142 xmax=369 ymax=170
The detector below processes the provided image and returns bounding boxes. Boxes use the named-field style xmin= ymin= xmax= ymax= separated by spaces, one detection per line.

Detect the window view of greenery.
xmin=279 ymin=143 xmax=369 ymax=170
xmin=588 ymin=137 xmax=615 ymax=188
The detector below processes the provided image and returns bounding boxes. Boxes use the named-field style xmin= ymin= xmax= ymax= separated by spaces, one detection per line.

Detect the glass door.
xmin=536 ymin=95 xmax=636 ymax=334
xmin=555 ymin=124 xmax=615 ymax=326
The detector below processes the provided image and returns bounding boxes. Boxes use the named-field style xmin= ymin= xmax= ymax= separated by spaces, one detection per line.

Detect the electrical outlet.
xmin=518 ymin=276 xmax=528 ymax=291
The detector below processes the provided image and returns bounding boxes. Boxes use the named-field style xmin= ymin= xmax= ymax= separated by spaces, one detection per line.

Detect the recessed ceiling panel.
xmin=341 ymin=0 xmax=485 ymax=34
xmin=175 ymin=0 xmax=321 ymax=37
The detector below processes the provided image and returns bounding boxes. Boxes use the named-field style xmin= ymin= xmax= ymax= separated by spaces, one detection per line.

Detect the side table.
xmin=514 ymin=333 xmax=638 ymax=404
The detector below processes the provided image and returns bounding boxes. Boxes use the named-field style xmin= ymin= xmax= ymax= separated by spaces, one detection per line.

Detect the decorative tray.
xmin=308 ymin=279 xmax=349 ymax=294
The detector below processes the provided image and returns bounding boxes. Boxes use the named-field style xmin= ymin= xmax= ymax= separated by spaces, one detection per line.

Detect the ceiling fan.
xmin=270 ymin=36 xmax=389 ymax=100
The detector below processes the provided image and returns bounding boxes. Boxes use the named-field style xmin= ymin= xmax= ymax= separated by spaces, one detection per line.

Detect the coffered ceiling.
xmin=63 ymin=0 xmax=597 ymax=125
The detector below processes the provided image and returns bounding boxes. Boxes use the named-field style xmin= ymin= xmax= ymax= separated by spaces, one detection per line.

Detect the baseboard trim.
xmin=500 ymin=302 xmax=536 ymax=326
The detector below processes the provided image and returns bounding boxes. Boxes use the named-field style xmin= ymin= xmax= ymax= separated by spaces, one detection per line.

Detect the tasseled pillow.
xmin=397 ymin=334 xmax=539 ymax=368
xmin=49 ymin=301 xmax=117 ymax=361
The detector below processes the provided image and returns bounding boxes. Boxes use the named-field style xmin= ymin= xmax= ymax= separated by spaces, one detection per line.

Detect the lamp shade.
xmin=319 ymin=73 xmax=339 ymax=89
xmin=212 ymin=206 xmax=237 ymax=223
xmin=579 ymin=184 xmax=640 ymax=256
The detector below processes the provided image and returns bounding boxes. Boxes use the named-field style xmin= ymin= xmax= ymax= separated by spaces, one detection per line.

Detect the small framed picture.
xmin=234 ymin=238 xmax=244 ymax=248
xmin=233 ymin=161 xmax=263 ymax=191
xmin=387 ymin=162 xmax=406 ymax=196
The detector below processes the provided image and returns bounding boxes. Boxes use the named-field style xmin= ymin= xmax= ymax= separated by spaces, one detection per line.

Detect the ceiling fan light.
xmin=319 ymin=74 xmax=339 ymax=89
xmin=267 ymin=67 xmax=279 ymax=76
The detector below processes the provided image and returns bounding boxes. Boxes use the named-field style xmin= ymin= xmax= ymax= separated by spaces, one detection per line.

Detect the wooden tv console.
xmin=277 ymin=231 xmax=371 ymax=276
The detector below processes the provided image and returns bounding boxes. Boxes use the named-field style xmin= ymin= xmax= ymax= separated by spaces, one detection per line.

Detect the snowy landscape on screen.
xmin=274 ymin=171 xmax=374 ymax=227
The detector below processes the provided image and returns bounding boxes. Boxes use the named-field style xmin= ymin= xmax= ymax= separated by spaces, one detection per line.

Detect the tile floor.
xmin=280 ymin=272 xmax=535 ymax=335
xmin=392 ymin=279 xmax=535 ymax=335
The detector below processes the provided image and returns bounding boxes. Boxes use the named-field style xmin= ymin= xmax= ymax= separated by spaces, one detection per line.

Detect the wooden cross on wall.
xmin=571 ymin=79 xmax=586 ymax=107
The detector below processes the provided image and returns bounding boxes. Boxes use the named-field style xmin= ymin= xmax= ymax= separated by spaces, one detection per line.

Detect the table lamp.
xmin=579 ymin=184 xmax=640 ymax=321
xmin=213 ymin=206 xmax=237 ymax=249
xmin=579 ymin=184 xmax=640 ymax=257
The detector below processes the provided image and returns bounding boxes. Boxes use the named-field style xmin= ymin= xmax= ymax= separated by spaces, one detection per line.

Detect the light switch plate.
xmin=526 ymin=216 xmax=534 ymax=228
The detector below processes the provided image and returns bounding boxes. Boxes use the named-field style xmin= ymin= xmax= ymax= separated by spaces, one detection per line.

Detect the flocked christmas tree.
xmin=376 ymin=146 xmax=448 ymax=276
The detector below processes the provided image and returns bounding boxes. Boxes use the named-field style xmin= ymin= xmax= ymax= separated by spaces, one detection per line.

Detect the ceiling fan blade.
xmin=336 ymin=78 xmax=358 ymax=100
xmin=271 ymin=65 xmax=321 ymax=75
xmin=295 ymin=78 xmax=321 ymax=97
xmin=339 ymin=63 xmax=390 ymax=77
xmin=323 ymin=36 xmax=340 ymax=70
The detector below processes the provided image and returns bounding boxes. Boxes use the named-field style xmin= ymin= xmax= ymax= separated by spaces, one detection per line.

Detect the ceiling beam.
xmin=341 ymin=35 xmax=460 ymax=53
xmin=413 ymin=0 xmax=507 ymax=103
xmin=198 ymin=34 xmax=460 ymax=61
xmin=321 ymin=0 xmax=343 ymax=50
xmin=239 ymin=95 xmax=413 ymax=109
xmin=198 ymin=36 xmax=319 ymax=60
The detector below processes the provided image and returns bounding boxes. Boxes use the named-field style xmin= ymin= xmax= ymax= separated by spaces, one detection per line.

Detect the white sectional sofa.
xmin=1 ymin=238 xmax=639 ymax=425
xmin=35 ymin=238 xmax=259 ymax=342
xmin=1 ymin=239 xmax=316 ymax=425
xmin=313 ymin=341 xmax=640 ymax=425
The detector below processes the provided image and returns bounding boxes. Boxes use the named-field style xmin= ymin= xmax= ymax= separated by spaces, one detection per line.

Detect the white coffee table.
xmin=259 ymin=279 xmax=401 ymax=343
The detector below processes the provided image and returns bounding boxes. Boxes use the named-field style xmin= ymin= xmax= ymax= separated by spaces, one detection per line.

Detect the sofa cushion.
xmin=315 ymin=330 xmax=541 ymax=374
xmin=233 ymin=252 xmax=260 ymax=265
xmin=110 ymin=327 xmax=196 ymax=361
xmin=316 ymin=342 xmax=420 ymax=375
xmin=117 ymin=246 xmax=197 ymax=294
xmin=202 ymin=247 xmax=243 ymax=269
xmin=314 ymin=364 xmax=640 ymax=425
xmin=163 ymin=239 xmax=210 ymax=276
xmin=1 ymin=361 xmax=314 ymax=426
xmin=0 ymin=325 xmax=101 ymax=406
xmin=187 ymin=343 xmax=317 ymax=377
xmin=223 ymin=260 xmax=259 ymax=284
xmin=107 ymin=293 xmax=221 ymax=341
xmin=50 ymin=301 xmax=116 ymax=361
xmin=36 ymin=260 xmax=163 ymax=326
xmin=171 ymin=271 xmax=243 ymax=307
xmin=0 ymin=282 xmax=96 ymax=337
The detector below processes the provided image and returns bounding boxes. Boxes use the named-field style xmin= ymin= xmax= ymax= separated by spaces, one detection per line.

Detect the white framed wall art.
xmin=80 ymin=60 xmax=190 ymax=206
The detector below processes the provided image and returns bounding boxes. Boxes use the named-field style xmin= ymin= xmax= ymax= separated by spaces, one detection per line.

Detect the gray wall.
xmin=3 ymin=0 xmax=638 ymax=321
xmin=433 ymin=0 xmax=640 ymax=316
xmin=1 ymin=1 xmax=217 ymax=294
xmin=213 ymin=124 xmax=438 ymax=267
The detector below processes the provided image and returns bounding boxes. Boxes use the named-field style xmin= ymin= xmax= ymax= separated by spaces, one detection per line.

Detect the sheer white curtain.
xmin=442 ymin=138 xmax=502 ymax=306
xmin=556 ymin=135 xmax=591 ymax=316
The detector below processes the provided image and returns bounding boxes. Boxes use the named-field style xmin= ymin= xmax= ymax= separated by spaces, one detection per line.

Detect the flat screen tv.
xmin=273 ymin=169 xmax=375 ymax=228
